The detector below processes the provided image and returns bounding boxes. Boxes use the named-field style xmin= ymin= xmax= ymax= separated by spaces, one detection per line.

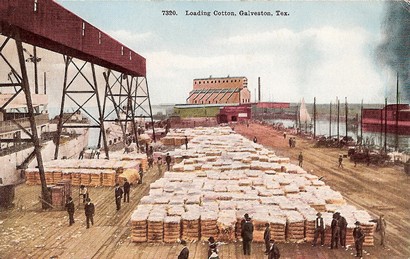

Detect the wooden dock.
xmin=0 ymin=150 xmax=399 ymax=259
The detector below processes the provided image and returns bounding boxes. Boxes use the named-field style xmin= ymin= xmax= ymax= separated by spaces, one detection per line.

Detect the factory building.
xmin=187 ymin=76 xmax=251 ymax=105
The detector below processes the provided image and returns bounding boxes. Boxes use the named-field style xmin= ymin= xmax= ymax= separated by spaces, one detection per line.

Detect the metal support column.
xmin=16 ymin=39 xmax=51 ymax=209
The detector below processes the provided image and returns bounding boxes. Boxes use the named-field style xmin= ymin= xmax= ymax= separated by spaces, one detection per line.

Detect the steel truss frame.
xmin=0 ymin=36 xmax=50 ymax=208
xmin=102 ymin=70 xmax=155 ymax=150
xmin=54 ymin=56 xmax=109 ymax=159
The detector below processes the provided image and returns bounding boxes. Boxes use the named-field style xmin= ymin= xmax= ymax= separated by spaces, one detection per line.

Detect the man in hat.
xmin=353 ymin=221 xmax=365 ymax=257
xmin=312 ymin=212 xmax=325 ymax=246
xmin=114 ymin=183 xmax=123 ymax=211
xmin=84 ymin=198 xmax=95 ymax=229
xmin=263 ymin=223 xmax=271 ymax=254
xmin=65 ymin=196 xmax=75 ymax=226
xmin=241 ymin=213 xmax=254 ymax=255
xmin=338 ymin=212 xmax=348 ymax=248
xmin=268 ymin=239 xmax=280 ymax=259
xmin=178 ymin=239 xmax=189 ymax=259
xmin=123 ymin=178 xmax=130 ymax=203
xmin=370 ymin=214 xmax=386 ymax=247
xmin=207 ymin=236 xmax=218 ymax=259
xmin=331 ymin=212 xmax=340 ymax=249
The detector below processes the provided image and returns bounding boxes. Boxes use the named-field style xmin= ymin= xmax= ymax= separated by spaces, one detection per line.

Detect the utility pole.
xmin=345 ymin=97 xmax=348 ymax=140
xmin=329 ymin=102 xmax=332 ymax=138
xmin=313 ymin=97 xmax=316 ymax=139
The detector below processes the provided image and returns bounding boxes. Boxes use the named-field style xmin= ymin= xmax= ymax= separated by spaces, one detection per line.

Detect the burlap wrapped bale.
xmin=217 ymin=210 xmax=236 ymax=242
xmin=181 ymin=211 xmax=200 ymax=241
xmin=130 ymin=207 xmax=151 ymax=243
xmin=163 ymin=216 xmax=181 ymax=243
xmin=200 ymin=210 xmax=218 ymax=241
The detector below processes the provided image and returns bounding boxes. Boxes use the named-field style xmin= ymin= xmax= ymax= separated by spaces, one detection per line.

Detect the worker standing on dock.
xmin=268 ymin=239 xmax=280 ymax=259
xmin=165 ymin=153 xmax=172 ymax=171
xmin=79 ymin=185 xmax=88 ymax=204
xmin=157 ymin=157 xmax=163 ymax=175
xmin=312 ymin=212 xmax=325 ymax=247
xmin=338 ymin=213 xmax=348 ymax=248
xmin=84 ymin=198 xmax=95 ymax=229
xmin=338 ymin=155 xmax=344 ymax=168
xmin=331 ymin=213 xmax=340 ymax=249
xmin=65 ymin=196 xmax=75 ymax=226
xmin=353 ymin=221 xmax=365 ymax=258
xmin=241 ymin=213 xmax=254 ymax=255
xmin=298 ymin=152 xmax=304 ymax=167
xmin=263 ymin=223 xmax=271 ymax=254
xmin=138 ymin=164 xmax=144 ymax=184
xmin=123 ymin=179 xmax=130 ymax=203
xmin=177 ymin=240 xmax=189 ymax=259
xmin=114 ymin=183 xmax=123 ymax=211
xmin=370 ymin=214 xmax=387 ymax=247
xmin=253 ymin=136 xmax=257 ymax=143
xmin=185 ymin=136 xmax=189 ymax=150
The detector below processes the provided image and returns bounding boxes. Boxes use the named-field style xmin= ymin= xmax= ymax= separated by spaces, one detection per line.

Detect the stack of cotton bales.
xmin=129 ymin=127 xmax=375 ymax=245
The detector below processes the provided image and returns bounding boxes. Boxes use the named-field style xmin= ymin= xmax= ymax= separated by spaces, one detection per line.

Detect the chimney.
xmin=258 ymin=77 xmax=261 ymax=102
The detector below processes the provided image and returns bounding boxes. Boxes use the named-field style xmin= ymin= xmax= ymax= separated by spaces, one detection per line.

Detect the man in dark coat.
xmin=268 ymin=239 xmax=280 ymax=259
xmin=184 ymin=136 xmax=189 ymax=150
xmin=338 ymin=155 xmax=344 ymax=168
xmin=138 ymin=164 xmax=144 ymax=184
xmin=312 ymin=212 xmax=325 ymax=246
xmin=331 ymin=212 xmax=340 ymax=249
xmin=253 ymin=136 xmax=257 ymax=143
xmin=353 ymin=221 xmax=365 ymax=257
xmin=370 ymin=214 xmax=387 ymax=247
xmin=65 ymin=196 xmax=75 ymax=226
xmin=338 ymin=213 xmax=348 ymax=248
xmin=298 ymin=152 xmax=303 ymax=167
xmin=207 ymin=236 xmax=218 ymax=258
xmin=84 ymin=198 xmax=95 ymax=229
xmin=123 ymin=179 xmax=130 ymax=203
xmin=178 ymin=239 xmax=189 ymax=259
xmin=165 ymin=153 xmax=172 ymax=171
xmin=241 ymin=214 xmax=254 ymax=255
xmin=114 ymin=183 xmax=123 ymax=211
xmin=263 ymin=223 xmax=271 ymax=254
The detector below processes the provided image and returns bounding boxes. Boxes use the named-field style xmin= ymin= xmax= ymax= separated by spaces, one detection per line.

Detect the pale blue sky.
xmin=53 ymin=1 xmax=396 ymax=105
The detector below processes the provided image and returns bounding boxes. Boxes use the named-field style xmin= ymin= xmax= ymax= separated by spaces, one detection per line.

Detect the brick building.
xmin=187 ymin=76 xmax=251 ymax=105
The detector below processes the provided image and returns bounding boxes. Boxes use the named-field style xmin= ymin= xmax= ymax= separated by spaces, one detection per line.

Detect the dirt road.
xmin=235 ymin=122 xmax=410 ymax=258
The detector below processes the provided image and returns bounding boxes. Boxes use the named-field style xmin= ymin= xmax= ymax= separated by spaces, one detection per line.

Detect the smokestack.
xmin=376 ymin=2 xmax=410 ymax=102
xmin=258 ymin=77 xmax=261 ymax=102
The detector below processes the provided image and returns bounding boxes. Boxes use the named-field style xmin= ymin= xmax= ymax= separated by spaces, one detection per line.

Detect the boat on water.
xmin=362 ymin=104 xmax=410 ymax=135
xmin=297 ymin=98 xmax=312 ymax=132
xmin=0 ymin=94 xmax=89 ymax=208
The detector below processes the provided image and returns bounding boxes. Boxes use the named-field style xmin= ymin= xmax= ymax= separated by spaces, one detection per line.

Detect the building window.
xmin=211 ymin=81 xmax=213 ymax=83
xmin=195 ymin=100 xmax=197 ymax=104
xmin=199 ymin=82 xmax=201 ymax=84
xmin=207 ymin=81 xmax=209 ymax=83
xmin=98 ymin=32 xmax=102 ymax=44
xmin=129 ymin=51 xmax=132 ymax=60
xmin=82 ymin=22 xmax=85 ymax=36
xmin=121 ymin=46 xmax=124 ymax=55
xmin=218 ymin=80 xmax=220 ymax=83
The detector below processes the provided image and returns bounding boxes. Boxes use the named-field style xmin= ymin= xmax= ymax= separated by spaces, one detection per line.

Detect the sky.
xmin=3 ymin=1 xmax=409 ymax=107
